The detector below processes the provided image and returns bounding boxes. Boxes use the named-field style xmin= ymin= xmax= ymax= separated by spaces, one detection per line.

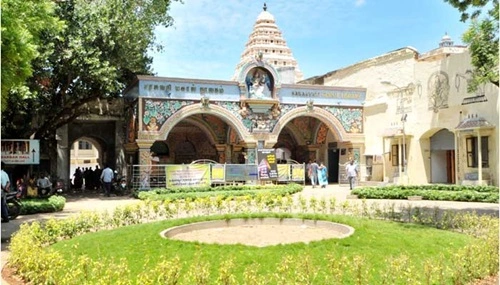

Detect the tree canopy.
xmin=445 ymin=0 xmax=499 ymax=90
xmin=1 ymin=0 xmax=63 ymax=112
xmin=1 ymin=0 xmax=178 ymax=140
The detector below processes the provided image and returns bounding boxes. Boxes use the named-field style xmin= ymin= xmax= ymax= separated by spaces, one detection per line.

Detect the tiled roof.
xmin=455 ymin=116 xmax=495 ymax=130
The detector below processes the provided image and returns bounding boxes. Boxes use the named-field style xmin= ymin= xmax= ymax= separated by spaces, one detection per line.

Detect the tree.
xmin=0 ymin=0 xmax=63 ymax=112
xmin=1 ymin=0 xmax=179 ymax=174
xmin=445 ymin=0 xmax=499 ymax=90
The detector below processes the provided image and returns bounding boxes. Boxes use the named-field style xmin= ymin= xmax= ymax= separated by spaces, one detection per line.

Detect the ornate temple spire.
xmin=232 ymin=4 xmax=303 ymax=83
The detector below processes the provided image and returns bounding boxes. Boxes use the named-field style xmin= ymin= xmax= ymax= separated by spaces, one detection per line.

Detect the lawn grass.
xmin=50 ymin=213 xmax=475 ymax=284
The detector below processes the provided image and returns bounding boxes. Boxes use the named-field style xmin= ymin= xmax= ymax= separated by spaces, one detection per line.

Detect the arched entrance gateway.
xmin=122 ymin=54 xmax=366 ymax=185
xmin=115 ymin=4 xmax=367 ymax=186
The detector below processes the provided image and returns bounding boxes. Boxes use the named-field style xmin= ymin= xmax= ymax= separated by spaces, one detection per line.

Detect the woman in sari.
xmin=317 ymin=162 xmax=328 ymax=188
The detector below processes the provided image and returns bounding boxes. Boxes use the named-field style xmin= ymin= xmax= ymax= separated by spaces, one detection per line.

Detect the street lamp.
xmin=381 ymin=81 xmax=408 ymax=180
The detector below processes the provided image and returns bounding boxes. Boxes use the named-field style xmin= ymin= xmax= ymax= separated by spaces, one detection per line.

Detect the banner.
xmin=291 ymin=164 xmax=305 ymax=181
xmin=211 ymin=164 xmax=225 ymax=182
xmin=257 ymin=149 xmax=278 ymax=180
xmin=1 ymin=140 xmax=40 ymax=164
xmin=277 ymin=164 xmax=289 ymax=181
xmin=225 ymin=164 xmax=258 ymax=181
xmin=166 ymin=164 xmax=210 ymax=187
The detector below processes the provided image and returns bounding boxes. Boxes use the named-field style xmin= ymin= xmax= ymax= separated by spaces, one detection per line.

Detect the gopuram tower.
xmin=232 ymin=3 xmax=303 ymax=84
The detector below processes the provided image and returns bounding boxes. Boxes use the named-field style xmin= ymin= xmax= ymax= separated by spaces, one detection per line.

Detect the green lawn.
xmin=50 ymin=213 xmax=476 ymax=284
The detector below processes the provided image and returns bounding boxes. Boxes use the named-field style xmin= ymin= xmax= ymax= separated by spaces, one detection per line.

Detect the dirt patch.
xmin=162 ymin=218 xmax=354 ymax=247
xmin=2 ymin=265 xmax=24 ymax=285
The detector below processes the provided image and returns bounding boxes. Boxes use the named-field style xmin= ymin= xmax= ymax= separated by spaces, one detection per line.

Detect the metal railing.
xmin=130 ymin=163 xmax=306 ymax=190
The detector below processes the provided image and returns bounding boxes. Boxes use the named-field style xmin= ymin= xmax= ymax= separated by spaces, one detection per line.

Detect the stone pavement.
xmin=1 ymin=185 xmax=498 ymax=284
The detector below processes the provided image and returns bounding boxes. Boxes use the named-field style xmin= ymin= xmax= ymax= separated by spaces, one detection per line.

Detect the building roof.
xmin=455 ymin=115 xmax=495 ymax=130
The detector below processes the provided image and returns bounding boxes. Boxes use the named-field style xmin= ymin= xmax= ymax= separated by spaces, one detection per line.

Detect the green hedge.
xmin=352 ymin=185 xmax=499 ymax=203
xmin=381 ymin=184 xmax=498 ymax=193
xmin=137 ymin=183 xmax=303 ymax=201
xmin=20 ymin=195 xmax=66 ymax=215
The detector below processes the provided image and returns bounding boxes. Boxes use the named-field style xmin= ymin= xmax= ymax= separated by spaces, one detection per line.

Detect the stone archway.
xmin=159 ymin=104 xmax=251 ymax=145
xmin=271 ymin=106 xmax=359 ymax=183
xmin=271 ymin=106 xmax=348 ymax=142
xmin=68 ymin=121 xmax=117 ymax=167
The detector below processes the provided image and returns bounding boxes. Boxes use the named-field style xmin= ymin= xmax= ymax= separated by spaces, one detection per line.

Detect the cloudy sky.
xmin=150 ymin=0 xmax=470 ymax=81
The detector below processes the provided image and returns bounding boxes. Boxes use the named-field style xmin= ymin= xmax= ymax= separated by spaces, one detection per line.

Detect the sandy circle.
xmin=161 ymin=218 xmax=354 ymax=247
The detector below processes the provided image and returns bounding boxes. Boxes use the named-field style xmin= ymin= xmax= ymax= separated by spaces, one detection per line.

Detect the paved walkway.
xmin=1 ymin=185 xmax=498 ymax=284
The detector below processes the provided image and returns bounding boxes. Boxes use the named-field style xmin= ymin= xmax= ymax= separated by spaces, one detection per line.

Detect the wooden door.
xmin=446 ymin=150 xmax=455 ymax=184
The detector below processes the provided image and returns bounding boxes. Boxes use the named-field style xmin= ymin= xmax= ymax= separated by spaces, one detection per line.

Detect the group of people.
xmin=307 ymin=159 xmax=359 ymax=190
xmin=72 ymin=165 xmax=114 ymax=197
xmin=71 ymin=166 xmax=103 ymax=191
xmin=307 ymin=160 xmax=328 ymax=188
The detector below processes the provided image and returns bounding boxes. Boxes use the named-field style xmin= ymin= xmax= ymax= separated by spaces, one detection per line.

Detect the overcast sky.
xmin=149 ymin=0 xmax=470 ymax=81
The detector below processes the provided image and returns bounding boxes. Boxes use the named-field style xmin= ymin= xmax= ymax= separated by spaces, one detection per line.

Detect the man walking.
xmin=309 ymin=160 xmax=319 ymax=188
xmin=345 ymin=160 xmax=358 ymax=190
xmin=100 ymin=164 xmax=114 ymax=197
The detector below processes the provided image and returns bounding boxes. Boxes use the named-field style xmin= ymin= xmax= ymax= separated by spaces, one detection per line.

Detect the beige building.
xmin=304 ymin=34 xmax=498 ymax=186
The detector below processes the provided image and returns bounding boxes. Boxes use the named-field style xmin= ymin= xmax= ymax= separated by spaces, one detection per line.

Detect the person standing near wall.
xmin=345 ymin=160 xmax=358 ymax=190
xmin=100 ymin=164 xmax=114 ymax=197
xmin=310 ymin=160 xmax=319 ymax=188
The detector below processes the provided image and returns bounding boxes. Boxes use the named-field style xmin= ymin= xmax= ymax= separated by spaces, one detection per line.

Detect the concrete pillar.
xmin=56 ymin=125 xmax=70 ymax=187
xmin=137 ymin=140 xmax=154 ymax=189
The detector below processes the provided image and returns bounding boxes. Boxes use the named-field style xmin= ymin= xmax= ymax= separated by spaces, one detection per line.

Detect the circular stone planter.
xmin=161 ymin=218 xmax=355 ymax=247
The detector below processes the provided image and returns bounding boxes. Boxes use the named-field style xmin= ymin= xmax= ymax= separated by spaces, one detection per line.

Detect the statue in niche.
xmin=245 ymin=68 xmax=272 ymax=99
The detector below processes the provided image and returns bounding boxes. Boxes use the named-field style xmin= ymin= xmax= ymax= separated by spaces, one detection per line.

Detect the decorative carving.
xmin=454 ymin=70 xmax=472 ymax=92
xmin=306 ymin=99 xmax=314 ymax=111
xmin=316 ymin=123 xmax=328 ymax=144
xmin=270 ymin=104 xmax=281 ymax=118
xmin=143 ymin=99 xmax=192 ymax=131
xmin=324 ymin=106 xmax=363 ymax=133
xmin=428 ymin=71 xmax=450 ymax=112
xmin=200 ymin=96 xmax=210 ymax=108
xmin=239 ymin=102 xmax=250 ymax=118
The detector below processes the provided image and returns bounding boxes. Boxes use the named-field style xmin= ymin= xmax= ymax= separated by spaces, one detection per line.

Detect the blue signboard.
xmin=225 ymin=165 xmax=258 ymax=181
xmin=279 ymin=86 xmax=366 ymax=106
xmin=139 ymin=79 xmax=240 ymax=102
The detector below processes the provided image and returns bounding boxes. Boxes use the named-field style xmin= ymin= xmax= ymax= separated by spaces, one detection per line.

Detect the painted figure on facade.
xmin=146 ymin=117 xmax=159 ymax=131
xmin=246 ymin=68 xmax=272 ymax=99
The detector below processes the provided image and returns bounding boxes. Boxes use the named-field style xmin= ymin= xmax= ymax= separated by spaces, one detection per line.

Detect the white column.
xmin=454 ymin=131 xmax=459 ymax=185
xmin=398 ymin=137 xmax=402 ymax=179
